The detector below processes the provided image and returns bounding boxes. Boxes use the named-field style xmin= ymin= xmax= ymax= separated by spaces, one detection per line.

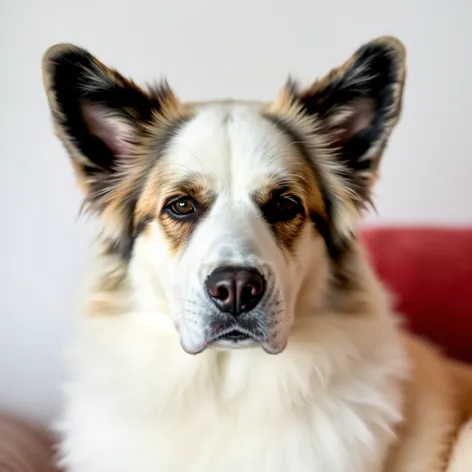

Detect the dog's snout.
xmin=206 ymin=267 xmax=265 ymax=316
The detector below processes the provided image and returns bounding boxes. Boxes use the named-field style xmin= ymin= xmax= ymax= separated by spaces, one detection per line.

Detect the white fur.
xmin=57 ymin=103 xmax=409 ymax=472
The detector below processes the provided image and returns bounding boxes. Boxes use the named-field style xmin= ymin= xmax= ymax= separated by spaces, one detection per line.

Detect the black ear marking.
xmin=267 ymin=37 xmax=406 ymax=251
xmin=43 ymin=44 xmax=170 ymax=175
xmin=293 ymin=36 xmax=406 ymax=204
xmin=42 ymin=44 xmax=189 ymax=260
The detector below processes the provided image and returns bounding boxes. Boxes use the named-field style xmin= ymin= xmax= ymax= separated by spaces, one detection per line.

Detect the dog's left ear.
xmin=301 ymin=36 xmax=405 ymax=191
xmin=271 ymin=37 xmax=406 ymax=238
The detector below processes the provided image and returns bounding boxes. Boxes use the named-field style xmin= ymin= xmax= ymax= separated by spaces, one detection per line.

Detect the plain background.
xmin=1 ymin=0 xmax=471 ymax=426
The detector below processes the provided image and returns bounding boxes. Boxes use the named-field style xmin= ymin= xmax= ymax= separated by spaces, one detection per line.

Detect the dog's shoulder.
xmin=385 ymin=332 xmax=472 ymax=472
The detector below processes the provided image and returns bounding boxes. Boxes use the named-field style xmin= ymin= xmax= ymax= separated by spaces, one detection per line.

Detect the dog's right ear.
xmin=42 ymin=44 xmax=180 ymax=197
xmin=268 ymin=37 xmax=406 ymax=245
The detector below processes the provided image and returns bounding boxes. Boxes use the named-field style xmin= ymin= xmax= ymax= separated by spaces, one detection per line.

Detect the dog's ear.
xmin=271 ymin=37 xmax=406 ymax=240
xmin=297 ymin=36 xmax=405 ymax=197
xmin=42 ymin=44 xmax=180 ymax=197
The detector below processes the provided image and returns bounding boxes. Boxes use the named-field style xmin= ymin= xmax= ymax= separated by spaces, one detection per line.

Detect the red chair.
xmin=362 ymin=226 xmax=472 ymax=363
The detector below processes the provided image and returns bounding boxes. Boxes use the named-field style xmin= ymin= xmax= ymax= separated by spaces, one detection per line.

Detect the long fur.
xmin=42 ymin=38 xmax=472 ymax=472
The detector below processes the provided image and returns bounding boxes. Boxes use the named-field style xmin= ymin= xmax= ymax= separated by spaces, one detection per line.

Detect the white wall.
xmin=1 ymin=0 xmax=471 ymax=426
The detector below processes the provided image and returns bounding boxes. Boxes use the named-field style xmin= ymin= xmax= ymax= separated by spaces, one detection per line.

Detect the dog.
xmin=42 ymin=37 xmax=472 ymax=472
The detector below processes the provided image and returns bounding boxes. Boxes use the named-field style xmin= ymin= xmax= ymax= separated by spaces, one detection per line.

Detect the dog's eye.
xmin=263 ymin=195 xmax=303 ymax=223
xmin=275 ymin=197 xmax=294 ymax=213
xmin=166 ymin=197 xmax=198 ymax=220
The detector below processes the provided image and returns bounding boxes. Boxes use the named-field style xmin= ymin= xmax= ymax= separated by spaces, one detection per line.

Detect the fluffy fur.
xmin=42 ymin=37 xmax=472 ymax=472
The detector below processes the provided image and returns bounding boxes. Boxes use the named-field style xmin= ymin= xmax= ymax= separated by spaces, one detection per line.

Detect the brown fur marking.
xmin=135 ymin=169 xmax=215 ymax=255
xmin=254 ymin=164 xmax=326 ymax=254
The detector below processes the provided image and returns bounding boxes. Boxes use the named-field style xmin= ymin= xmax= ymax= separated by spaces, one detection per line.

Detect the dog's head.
xmin=43 ymin=38 xmax=406 ymax=355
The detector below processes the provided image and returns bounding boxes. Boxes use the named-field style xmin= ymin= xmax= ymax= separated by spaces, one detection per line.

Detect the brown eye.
xmin=262 ymin=195 xmax=303 ymax=223
xmin=275 ymin=197 xmax=293 ymax=213
xmin=166 ymin=197 xmax=198 ymax=220
xmin=172 ymin=198 xmax=194 ymax=214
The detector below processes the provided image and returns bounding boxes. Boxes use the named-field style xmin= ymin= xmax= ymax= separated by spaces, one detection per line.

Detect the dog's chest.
xmin=60 ymin=326 xmax=403 ymax=472
xmin=61 ymin=374 xmax=394 ymax=472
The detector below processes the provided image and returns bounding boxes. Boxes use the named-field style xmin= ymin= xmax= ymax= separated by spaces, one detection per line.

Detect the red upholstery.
xmin=362 ymin=227 xmax=472 ymax=364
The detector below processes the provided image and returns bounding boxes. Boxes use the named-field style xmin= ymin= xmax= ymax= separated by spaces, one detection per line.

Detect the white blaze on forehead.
xmin=161 ymin=103 xmax=298 ymax=198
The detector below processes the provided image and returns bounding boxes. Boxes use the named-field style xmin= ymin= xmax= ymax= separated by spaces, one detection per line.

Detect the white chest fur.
xmin=58 ymin=312 xmax=408 ymax=472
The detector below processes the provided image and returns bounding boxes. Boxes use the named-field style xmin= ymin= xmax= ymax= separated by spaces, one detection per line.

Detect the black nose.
xmin=206 ymin=267 xmax=265 ymax=316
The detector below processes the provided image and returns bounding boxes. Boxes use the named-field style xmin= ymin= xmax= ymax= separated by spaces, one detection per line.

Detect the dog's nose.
xmin=206 ymin=267 xmax=265 ymax=316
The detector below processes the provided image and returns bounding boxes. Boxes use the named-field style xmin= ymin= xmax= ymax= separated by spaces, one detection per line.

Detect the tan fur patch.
xmin=265 ymin=94 xmax=360 ymax=240
xmin=384 ymin=334 xmax=470 ymax=472
xmin=84 ymin=103 xmax=194 ymax=249
xmin=254 ymin=160 xmax=327 ymax=254
xmin=134 ymin=169 xmax=215 ymax=255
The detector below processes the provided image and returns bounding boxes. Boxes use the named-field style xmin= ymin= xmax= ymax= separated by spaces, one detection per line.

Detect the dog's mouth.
xmin=216 ymin=329 xmax=251 ymax=342
xmin=182 ymin=326 xmax=286 ymax=355
xmin=210 ymin=327 xmax=260 ymax=348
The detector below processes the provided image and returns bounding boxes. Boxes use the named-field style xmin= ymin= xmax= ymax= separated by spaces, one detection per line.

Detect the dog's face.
xmin=43 ymin=38 xmax=406 ymax=354
xmin=130 ymin=104 xmax=330 ymax=355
